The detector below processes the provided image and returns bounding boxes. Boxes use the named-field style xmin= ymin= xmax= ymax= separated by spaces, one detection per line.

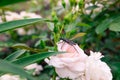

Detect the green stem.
xmin=1 ymin=9 xmax=6 ymax=22
xmin=60 ymin=25 xmax=64 ymax=35
xmin=52 ymin=68 xmax=56 ymax=80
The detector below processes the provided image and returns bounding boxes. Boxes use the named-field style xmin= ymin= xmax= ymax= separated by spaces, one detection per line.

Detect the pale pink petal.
xmin=57 ymin=40 xmax=86 ymax=54
xmin=55 ymin=68 xmax=80 ymax=79
xmin=45 ymin=40 xmax=89 ymax=79
xmin=85 ymin=51 xmax=112 ymax=80
xmin=48 ymin=57 xmax=65 ymax=68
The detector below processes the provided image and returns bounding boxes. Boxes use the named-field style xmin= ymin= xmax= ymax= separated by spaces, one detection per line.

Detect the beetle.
xmin=60 ymin=38 xmax=80 ymax=53
xmin=60 ymin=38 xmax=76 ymax=45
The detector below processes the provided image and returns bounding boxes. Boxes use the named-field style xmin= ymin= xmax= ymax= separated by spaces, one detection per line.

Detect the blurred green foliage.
xmin=0 ymin=0 xmax=120 ymax=80
xmin=0 ymin=0 xmax=27 ymax=7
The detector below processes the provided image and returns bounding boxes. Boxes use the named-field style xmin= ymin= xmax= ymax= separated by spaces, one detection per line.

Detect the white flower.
xmin=84 ymin=3 xmax=93 ymax=14
xmin=5 ymin=11 xmax=22 ymax=21
xmin=25 ymin=63 xmax=43 ymax=75
xmin=85 ymin=51 xmax=112 ymax=80
xmin=27 ymin=29 xmax=35 ymax=35
xmin=16 ymin=28 xmax=26 ymax=35
xmin=0 ymin=17 xmax=2 ymax=23
xmin=0 ymin=11 xmax=42 ymax=35
xmin=45 ymin=40 xmax=113 ymax=80
xmin=0 ymin=74 xmax=26 ymax=80
xmin=45 ymin=40 xmax=88 ymax=79
xmin=20 ymin=11 xmax=41 ymax=19
xmin=0 ymin=11 xmax=41 ymax=22
xmin=84 ymin=2 xmax=104 ymax=15
xmin=72 ymin=5 xmax=79 ymax=13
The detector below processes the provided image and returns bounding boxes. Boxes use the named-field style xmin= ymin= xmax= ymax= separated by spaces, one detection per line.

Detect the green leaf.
xmin=47 ymin=22 xmax=54 ymax=31
xmin=109 ymin=62 xmax=120 ymax=79
xmin=12 ymin=44 xmax=48 ymax=52
xmin=96 ymin=15 xmax=120 ymax=34
xmin=110 ymin=62 xmax=120 ymax=73
xmin=0 ymin=0 xmax=27 ymax=7
xmin=109 ymin=18 xmax=120 ymax=32
xmin=0 ymin=41 xmax=13 ymax=47
xmin=5 ymin=50 xmax=26 ymax=61
xmin=95 ymin=18 xmax=113 ymax=34
xmin=70 ymin=33 xmax=86 ymax=40
xmin=62 ymin=0 xmax=66 ymax=8
xmin=0 ymin=18 xmax=45 ymax=33
xmin=86 ymin=5 xmax=98 ymax=10
xmin=77 ymin=22 xmax=91 ymax=28
xmin=12 ymin=52 xmax=63 ymax=67
xmin=0 ymin=7 xmax=11 ymax=10
xmin=0 ymin=60 xmax=34 ymax=80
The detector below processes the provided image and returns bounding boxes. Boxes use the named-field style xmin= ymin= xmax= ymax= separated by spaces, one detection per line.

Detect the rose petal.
xmin=57 ymin=40 xmax=85 ymax=54
xmin=56 ymin=67 xmax=80 ymax=79
xmin=85 ymin=52 xmax=112 ymax=80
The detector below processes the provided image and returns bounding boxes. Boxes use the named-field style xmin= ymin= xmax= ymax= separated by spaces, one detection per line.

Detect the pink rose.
xmin=45 ymin=40 xmax=88 ymax=79
xmin=85 ymin=51 xmax=113 ymax=80
xmin=45 ymin=40 xmax=112 ymax=80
